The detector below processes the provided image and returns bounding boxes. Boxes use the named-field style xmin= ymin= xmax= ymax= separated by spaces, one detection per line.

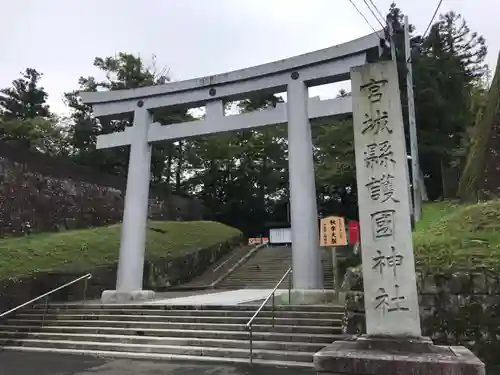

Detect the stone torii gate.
xmin=80 ymin=31 xmax=382 ymax=303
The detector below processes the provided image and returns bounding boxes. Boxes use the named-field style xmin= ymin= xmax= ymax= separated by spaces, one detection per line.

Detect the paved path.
xmin=147 ymin=289 xmax=288 ymax=305
xmin=74 ymin=290 xmax=220 ymax=305
xmin=0 ymin=351 xmax=315 ymax=375
xmin=63 ymin=289 xmax=286 ymax=306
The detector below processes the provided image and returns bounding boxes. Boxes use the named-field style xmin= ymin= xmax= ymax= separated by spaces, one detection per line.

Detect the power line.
xmin=366 ymin=0 xmax=385 ymax=22
xmin=362 ymin=0 xmax=385 ymax=30
xmin=347 ymin=0 xmax=381 ymax=37
xmin=423 ymin=0 xmax=443 ymax=37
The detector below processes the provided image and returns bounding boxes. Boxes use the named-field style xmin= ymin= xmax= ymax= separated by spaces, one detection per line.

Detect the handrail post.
xmin=272 ymin=292 xmax=275 ymax=328
xmin=83 ymin=277 xmax=89 ymax=302
xmin=288 ymin=270 xmax=292 ymax=305
xmin=244 ymin=267 xmax=291 ymax=365
xmin=41 ymin=295 xmax=49 ymax=328
xmin=249 ymin=326 xmax=253 ymax=365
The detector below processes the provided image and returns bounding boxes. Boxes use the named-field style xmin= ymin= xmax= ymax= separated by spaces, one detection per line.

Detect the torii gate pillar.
xmin=287 ymin=78 xmax=323 ymax=289
xmin=101 ymin=106 xmax=156 ymax=303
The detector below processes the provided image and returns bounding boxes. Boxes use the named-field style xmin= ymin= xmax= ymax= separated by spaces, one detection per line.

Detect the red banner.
xmin=348 ymin=221 xmax=360 ymax=244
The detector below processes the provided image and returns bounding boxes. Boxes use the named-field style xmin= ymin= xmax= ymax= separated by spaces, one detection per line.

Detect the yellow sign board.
xmin=248 ymin=237 xmax=269 ymax=245
xmin=320 ymin=216 xmax=347 ymax=247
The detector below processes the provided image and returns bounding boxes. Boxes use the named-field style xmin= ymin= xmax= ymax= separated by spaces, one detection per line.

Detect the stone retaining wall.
xmin=342 ymin=266 xmax=500 ymax=366
xmin=0 ymin=140 xmax=205 ymax=237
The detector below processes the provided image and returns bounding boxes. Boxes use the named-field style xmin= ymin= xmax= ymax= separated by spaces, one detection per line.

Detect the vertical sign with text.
xmin=351 ymin=61 xmax=421 ymax=337
xmin=320 ymin=216 xmax=347 ymax=247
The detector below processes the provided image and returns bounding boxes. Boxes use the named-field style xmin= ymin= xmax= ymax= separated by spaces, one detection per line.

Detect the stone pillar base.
xmin=101 ymin=290 xmax=155 ymax=304
xmin=314 ymin=335 xmax=485 ymax=375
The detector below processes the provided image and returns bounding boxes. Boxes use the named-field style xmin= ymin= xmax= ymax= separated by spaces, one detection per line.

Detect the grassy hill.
xmin=3 ymin=200 xmax=497 ymax=279
xmin=414 ymin=200 xmax=500 ymax=272
xmin=0 ymin=221 xmax=241 ymax=279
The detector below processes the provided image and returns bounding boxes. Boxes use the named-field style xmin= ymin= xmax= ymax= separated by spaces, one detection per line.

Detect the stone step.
xmin=0 ymin=331 xmax=326 ymax=352
xmin=217 ymin=281 xmax=291 ymax=284
xmin=39 ymin=304 xmax=344 ymax=313
xmin=219 ymin=270 xmax=291 ymax=273
xmin=226 ymin=266 xmax=287 ymax=268
xmin=222 ymin=272 xmax=332 ymax=276
xmin=243 ymin=261 xmax=291 ymax=264
xmin=4 ymin=319 xmax=341 ymax=334
xmin=229 ymin=263 xmax=291 ymax=266
xmin=215 ymin=281 xmax=287 ymax=284
xmin=0 ymin=346 xmax=313 ymax=368
xmin=20 ymin=308 xmax=344 ymax=319
xmin=218 ymin=276 xmax=291 ymax=279
xmin=234 ymin=264 xmax=291 ymax=267
xmin=244 ymin=258 xmax=291 ymax=261
xmin=217 ymin=276 xmax=291 ymax=279
xmin=217 ymin=285 xmax=290 ymax=289
xmin=220 ymin=273 xmax=290 ymax=276
xmin=226 ymin=267 xmax=291 ymax=270
xmin=220 ymin=278 xmax=334 ymax=288
xmin=218 ymin=246 xmax=335 ymax=293
xmin=220 ymin=283 xmax=334 ymax=289
xmin=218 ymin=278 xmax=291 ymax=280
xmin=220 ymin=271 xmax=280 ymax=274
xmin=0 ymin=338 xmax=314 ymax=363
xmin=0 ymin=325 xmax=344 ymax=343
xmin=13 ymin=314 xmax=340 ymax=326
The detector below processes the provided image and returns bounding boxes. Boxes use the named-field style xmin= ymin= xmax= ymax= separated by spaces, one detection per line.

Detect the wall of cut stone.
xmin=0 ymin=141 xmax=206 ymax=237
xmin=342 ymin=266 xmax=500 ymax=367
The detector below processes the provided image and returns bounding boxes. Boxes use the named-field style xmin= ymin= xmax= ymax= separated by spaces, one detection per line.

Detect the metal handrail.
xmin=245 ymin=267 xmax=292 ymax=364
xmin=0 ymin=273 xmax=92 ymax=319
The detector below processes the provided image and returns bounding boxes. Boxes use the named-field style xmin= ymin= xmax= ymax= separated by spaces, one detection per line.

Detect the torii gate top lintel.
xmin=80 ymin=31 xmax=381 ymax=117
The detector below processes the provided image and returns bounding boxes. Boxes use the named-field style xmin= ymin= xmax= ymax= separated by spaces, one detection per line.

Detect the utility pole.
xmin=404 ymin=15 xmax=422 ymax=222
xmin=387 ymin=20 xmax=397 ymax=61
xmin=387 ymin=15 xmax=414 ymax=222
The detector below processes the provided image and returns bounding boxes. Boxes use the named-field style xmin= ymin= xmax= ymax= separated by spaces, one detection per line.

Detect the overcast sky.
xmin=1 ymin=0 xmax=497 ymax=115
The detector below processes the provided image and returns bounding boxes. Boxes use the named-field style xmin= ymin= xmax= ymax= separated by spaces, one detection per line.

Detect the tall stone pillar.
xmin=314 ymin=61 xmax=484 ymax=375
xmin=101 ymin=107 xmax=155 ymax=303
xmin=287 ymin=75 xmax=323 ymax=290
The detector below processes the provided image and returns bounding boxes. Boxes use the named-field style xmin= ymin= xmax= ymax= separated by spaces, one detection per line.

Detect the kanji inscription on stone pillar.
xmin=351 ymin=61 xmax=421 ymax=337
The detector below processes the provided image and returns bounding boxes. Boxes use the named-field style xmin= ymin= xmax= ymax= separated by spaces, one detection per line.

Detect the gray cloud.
xmin=0 ymin=0 xmax=496 ymax=114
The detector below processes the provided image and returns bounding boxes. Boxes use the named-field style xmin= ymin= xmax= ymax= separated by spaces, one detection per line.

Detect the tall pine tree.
xmin=0 ymin=68 xmax=50 ymax=120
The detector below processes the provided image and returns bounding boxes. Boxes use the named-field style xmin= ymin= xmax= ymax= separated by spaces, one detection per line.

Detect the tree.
xmin=182 ymin=95 xmax=289 ymax=235
xmin=387 ymin=3 xmax=487 ymax=199
xmin=0 ymin=68 xmax=50 ymax=120
xmin=336 ymin=89 xmax=351 ymax=98
xmin=416 ymin=12 xmax=487 ymax=199
xmin=0 ymin=68 xmax=70 ymax=153
xmin=0 ymin=115 xmax=70 ymax=154
xmin=65 ymin=53 xmax=192 ymax=185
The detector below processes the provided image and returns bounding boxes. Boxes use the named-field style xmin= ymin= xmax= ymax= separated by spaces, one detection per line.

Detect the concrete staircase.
xmin=0 ymin=303 xmax=345 ymax=367
xmin=322 ymin=252 xmax=335 ymax=290
xmin=180 ymin=245 xmax=258 ymax=289
xmin=217 ymin=246 xmax=335 ymax=289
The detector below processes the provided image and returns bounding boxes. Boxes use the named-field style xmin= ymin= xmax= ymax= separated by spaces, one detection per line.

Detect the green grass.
xmin=0 ymin=221 xmax=241 ymax=279
xmin=414 ymin=200 xmax=458 ymax=233
xmin=413 ymin=200 xmax=500 ymax=272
